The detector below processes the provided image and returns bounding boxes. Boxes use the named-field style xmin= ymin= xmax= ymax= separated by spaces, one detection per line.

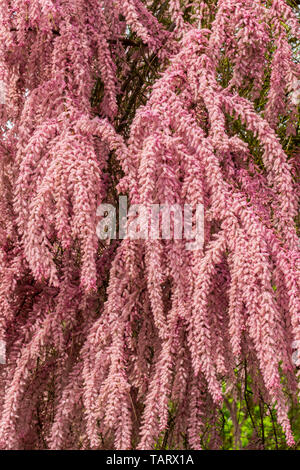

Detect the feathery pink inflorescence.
xmin=0 ymin=0 xmax=298 ymax=450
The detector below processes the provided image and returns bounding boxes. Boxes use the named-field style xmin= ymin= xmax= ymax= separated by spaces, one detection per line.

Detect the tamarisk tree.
xmin=0 ymin=0 xmax=299 ymax=450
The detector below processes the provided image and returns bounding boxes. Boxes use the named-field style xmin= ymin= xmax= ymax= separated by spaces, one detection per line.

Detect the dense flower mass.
xmin=0 ymin=0 xmax=299 ymax=450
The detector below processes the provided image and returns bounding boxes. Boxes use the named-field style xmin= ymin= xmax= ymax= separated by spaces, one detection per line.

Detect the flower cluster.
xmin=0 ymin=0 xmax=298 ymax=450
